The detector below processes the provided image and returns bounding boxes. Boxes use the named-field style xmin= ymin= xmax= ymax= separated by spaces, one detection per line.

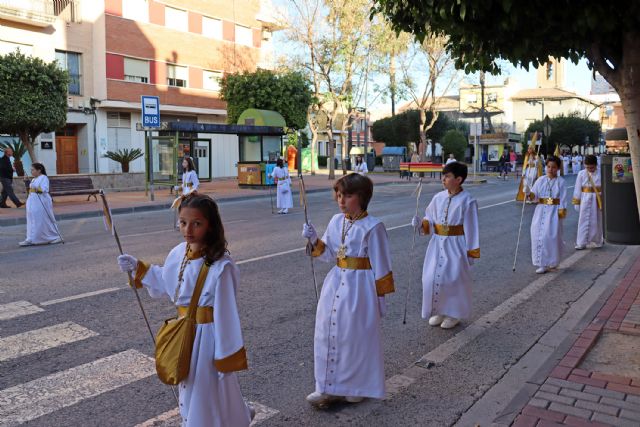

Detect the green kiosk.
xmin=236 ymin=109 xmax=286 ymax=187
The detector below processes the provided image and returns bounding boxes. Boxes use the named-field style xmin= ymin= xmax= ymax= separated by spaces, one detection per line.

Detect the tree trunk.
xmin=620 ymin=88 xmax=640 ymax=222
xmin=307 ymin=108 xmax=318 ymax=175
xmin=390 ymin=54 xmax=396 ymax=116
xmin=327 ymin=116 xmax=335 ymax=180
xmin=122 ymin=162 xmax=130 ymax=173
xmin=418 ymin=109 xmax=427 ymax=161
xmin=340 ymin=131 xmax=348 ymax=175
xmin=20 ymin=132 xmax=37 ymax=164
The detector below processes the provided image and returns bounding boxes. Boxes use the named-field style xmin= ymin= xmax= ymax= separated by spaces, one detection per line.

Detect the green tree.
xmin=220 ymin=69 xmax=312 ymax=130
xmin=373 ymin=0 xmax=640 ymax=217
xmin=372 ymin=109 xmax=465 ymax=149
xmin=525 ymin=113 xmax=601 ymax=156
xmin=0 ymin=51 xmax=69 ymax=163
xmin=441 ymin=129 xmax=467 ymax=162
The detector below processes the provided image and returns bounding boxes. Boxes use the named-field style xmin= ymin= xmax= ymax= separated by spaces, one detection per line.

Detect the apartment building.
xmin=0 ymin=0 xmax=278 ymax=177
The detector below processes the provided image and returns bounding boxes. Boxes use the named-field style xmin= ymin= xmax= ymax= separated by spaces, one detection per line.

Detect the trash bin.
xmin=601 ymin=154 xmax=640 ymax=245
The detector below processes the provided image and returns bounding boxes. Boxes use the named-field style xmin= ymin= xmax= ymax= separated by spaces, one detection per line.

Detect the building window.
xmin=202 ymin=16 xmax=223 ymax=39
xmin=55 ymin=50 xmax=82 ymax=95
xmin=165 ymin=6 xmax=188 ymax=31
xmin=167 ymin=64 xmax=187 ymax=87
xmin=107 ymin=112 xmax=131 ymax=128
xmin=235 ymin=24 xmax=253 ymax=46
xmin=122 ymin=0 xmax=148 ymax=22
xmin=124 ymin=57 xmax=149 ymax=83
xmin=466 ymin=93 xmax=477 ymax=104
xmin=546 ymin=62 xmax=554 ymax=80
xmin=203 ymin=70 xmax=223 ymax=91
xmin=0 ymin=40 xmax=33 ymax=56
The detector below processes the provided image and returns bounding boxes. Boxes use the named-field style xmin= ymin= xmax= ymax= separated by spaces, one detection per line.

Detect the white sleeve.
xmin=559 ymin=178 xmax=568 ymax=211
xmin=572 ymin=172 xmax=582 ymax=204
xmin=421 ymin=196 xmax=438 ymax=235
xmin=40 ymin=176 xmax=50 ymax=193
xmin=191 ymin=171 xmax=199 ymax=191
xmin=530 ymin=176 xmax=543 ymax=199
xmin=367 ymin=223 xmax=394 ymax=297
xmin=464 ymin=198 xmax=480 ymax=259
xmin=363 ymin=163 xmax=368 ymax=173
xmin=312 ymin=218 xmax=337 ymax=263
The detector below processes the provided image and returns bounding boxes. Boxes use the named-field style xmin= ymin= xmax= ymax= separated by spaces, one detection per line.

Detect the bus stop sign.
xmin=141 ymin=96 xmax=160 ymax=128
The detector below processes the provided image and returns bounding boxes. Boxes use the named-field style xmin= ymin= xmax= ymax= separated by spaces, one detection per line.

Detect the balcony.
xmin=0 ymin=0 xmax=80 ymax=27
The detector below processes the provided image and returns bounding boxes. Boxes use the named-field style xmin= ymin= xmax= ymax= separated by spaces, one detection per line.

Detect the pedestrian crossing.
xmin=0 ymin=298 xmax=279 ymax=426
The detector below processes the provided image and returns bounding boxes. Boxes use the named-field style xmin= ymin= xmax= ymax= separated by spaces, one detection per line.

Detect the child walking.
xmin=20 ymin=163 xmax=63 ymax=246
xmin=270 ymin=158 xmax=292 ymax=214
xmin=411 ymin=162 xmax=480 ymax=329
xmin=572 ymin=154 xmax=603 ymax=250
xmin=525 ymin=155 xmax=567 ymax=274
xmin=180 ymin=156 xmax=200 ymax=195
xmin=117 ymin=194 xmax=252 ymax=427
xmin=301 ymin=173 xmax=394 ymax=407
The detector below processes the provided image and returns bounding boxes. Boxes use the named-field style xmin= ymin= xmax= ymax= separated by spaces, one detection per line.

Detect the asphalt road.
xmin=0 ymin=174 xmax=626 ymax=426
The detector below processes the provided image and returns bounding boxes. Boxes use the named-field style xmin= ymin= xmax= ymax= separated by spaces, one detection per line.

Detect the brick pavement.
xmin=513 ymin=256 xmax=640 ymax=426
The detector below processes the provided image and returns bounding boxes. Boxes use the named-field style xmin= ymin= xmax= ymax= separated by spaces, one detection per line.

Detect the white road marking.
xmin=135 ymin=400 xmax=279 ymax=426
xmin=0 ymin=322 xmax=98 ymax=362
xmin=0 ymin=349 xmax=155 ymax=426
xmin=236 ymin=247 xmax=304 ymax=265
xmin=40 ymin=287 xmax=122 ymax=306
xmin=0 ymin=300 xmax=44 ymax=321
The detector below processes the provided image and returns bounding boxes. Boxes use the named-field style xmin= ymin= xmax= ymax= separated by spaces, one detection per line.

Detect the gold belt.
xmin=185 ymin=182 xmax=193 ymax=187
xmin=336 ymin=257 xmax=371 ymax=270
xmin=581 ymin=186 xmax=601 ymax=193
xmin=176 ymin=306 xmax=213 ymax=324
xmin=28 ymin=189 xmax=44 ymax=194
xmin=538 ymin=198 xmax=560 ymax=205
xmin=434 ymin=224 xmax=464 ymax=236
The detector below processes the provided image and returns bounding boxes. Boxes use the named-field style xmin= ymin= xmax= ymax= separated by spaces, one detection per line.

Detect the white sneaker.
xmin=248 ymin=405 xmax=256 ymax=421
xmin=587 ymin=242 xmax=603 ymax=249
xmin=535 ymin=267 xmax=547 ymax=274
xmin=18 ymin=240 xmax=33 ymax=246
xmin=49 ymin=237 xmax=64 ymax=245
xmin=282 ymin=209 xmax=288 ymax=214
xmin=575 ymin=244 xmax=586 ymax=250
xmin=440 ymin=316 xmax=460 ymax=329
xmin=344 ymin=396 xmax=364 ymax=403
xmin=428 ymin=315 xmax=445 ymax=326
xmin=306 ymin=391 xmax=340 ymax=408
xmin=277 ymin=209 xmax=283 ymax=214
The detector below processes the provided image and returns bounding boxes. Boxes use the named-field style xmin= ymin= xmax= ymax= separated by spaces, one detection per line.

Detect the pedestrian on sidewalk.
xmin=0 ymin=147 xmax=23 ymax=209
xmin=301 ymin=173 xmax=394 ymax=408
xmin=498 ymin=150 xmax=509 ymax=180
xmin=411 ymin=162 xmax=480 ymax=329
xmin=117 ymin=193 xmax=254 ymax=427
xmin=509 ymin=149 xmax=517 ymax=175
xmin=572 ymin=154 xmax=603 ymax=250
xmin=445 ymin=153 xmax=457 ymax=164
xmin=179 ymin=156 xmax=199 ymax=195
xmin=269 ymin=158 xmax=292 ymax=214
xmin=353 ymin=155 xmax=368 ymax=175
xmin=525 ymin=155 xmax=567 ymax=274
xmin=20 ymin=163 xmax=62 ymax=246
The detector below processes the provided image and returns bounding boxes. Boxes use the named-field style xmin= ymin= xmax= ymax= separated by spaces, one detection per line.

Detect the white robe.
xmin=562 ymin=156 xmax=571 ymax=176
xmin=312 ymin=213 xmax=394 ymax=399
xmin=572 ymin=156 xmax=582 ymax=174
xmin=420 ymin=190 xmax=480 ymax=320
xmin=573 ymin=169 xmax=603 ymax=247
xmin=140 ymin=244 xmax=251 ymax=427
xmin=270 ymin=166 xmax=292 ymax=209
xmin=530 ymin=176 xmax=567 ymax=268
xmin=181 ymin=170 xmax=199 ymax=195
xmin=25 ymin=175 xmax=60 ymax=244
xmin=523 ymin=156 xmax=541 ymax=188
xmin=353 ymin=162 xmax=368 ymax=175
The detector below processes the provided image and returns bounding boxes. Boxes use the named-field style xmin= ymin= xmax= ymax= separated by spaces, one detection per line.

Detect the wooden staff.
xmin=403 ymin=178 xmax=422 ymax=324
xmin=299 ymin=175 xmax=319 ymax=301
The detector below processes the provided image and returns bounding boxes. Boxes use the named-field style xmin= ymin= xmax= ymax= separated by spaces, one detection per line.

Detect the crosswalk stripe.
xmin=0 ymin=300 xmax=43 ymax=321
xmin=0 ymin=349 xmax=155 ymax=426
xmin=0 ymin=322 xmax=98 ymax=362
xmin=135 ymin=401 xmax=279 ymax=426
xmin=39 ymin=287 xmax=122 ymax=306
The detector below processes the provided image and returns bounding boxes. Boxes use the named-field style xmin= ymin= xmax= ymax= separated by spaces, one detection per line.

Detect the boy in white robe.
xmin=572 ymin=155 xmax=603 ymax=249
xmin=412 ymin=162 xmax=480 ymax=329
xmin=525 ymin=155 xmax=567 ymax=274
xmin=269 ymin=158 xmax=293 ymax=214
xmin=302 ymin=173 xmax=394 ymax=407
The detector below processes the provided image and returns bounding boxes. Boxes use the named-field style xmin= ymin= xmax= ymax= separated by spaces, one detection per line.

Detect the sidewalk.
xmin=0 ymin=171 xmax=434 ymax=226
xmin=512 ymin=254 xmax=640 ymax=426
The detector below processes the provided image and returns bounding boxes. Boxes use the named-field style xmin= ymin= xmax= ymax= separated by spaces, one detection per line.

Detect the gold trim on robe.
xmin=572 ymin=197 xmax=581 ymax=205
xmin=581 ymin=186 xmax=601 ymax=193
xmin=336 ymin=257 xmax=371 ymax=270
xmin=558 ymin=209 xmax=567 ymax=219
xmin=214 ymin=347 xmax=248 ymax=373
xmin=375 ymin=271 xmax=395 ymax=296
xmin=176 ymin=306 xmax=214 ymax=324
xmin=467 ymin=248 xmax=481 ymax=258
xmin=434 ymin=224 xmax=465 ymax=236
xmin=311 ymin=239 xmax=326 ymax=257
xmin=133 ymin=260 xmax=150 ymax=288
xmin=421 ymin=219 xmax=430 ymax=235
xmin=538 ymin=198 xmax=560 ymax=205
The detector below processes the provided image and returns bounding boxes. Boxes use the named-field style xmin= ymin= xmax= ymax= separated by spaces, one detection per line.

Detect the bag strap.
xmin=185 ymin=260 xmax=211 ymax=319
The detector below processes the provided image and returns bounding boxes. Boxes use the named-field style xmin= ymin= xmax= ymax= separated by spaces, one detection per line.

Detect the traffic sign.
xmin=141 ymin=96 xmax=160 ymax=128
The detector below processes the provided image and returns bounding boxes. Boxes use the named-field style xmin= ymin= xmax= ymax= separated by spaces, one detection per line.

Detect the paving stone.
xmin=591 ymin=372 xmax=632 ymax=385
xmin=512 ymin=414 xmax=538 ymax=427
xmin=600 ymin=396 xmax=640 ymax=412
xmin=620 ymin=408 xmax=640 ymax=421
xmin=625 ymin=394 xmax=640 ymax=404
xmin=536 ymin=391 xmax=575 ymax=406
xmin=529 ymin=398 xmax=549 ymax=409
xmin=574 ymin=400 xmax=620 ymax=416
xmin=607 ymin=383 xmax=640 ymax=396
xmin=564 ymin=415 xmax=610 ymax=427
xmin=536 ymin=420 xmax=564 ymax=427
xmin=521 ymin=405 xmax=565 ymax=422
xmin=584 ymin=385 xmax=625 ymax=400
xmin=546 ymin=377 xmax=585 ymax=391
xmin=592 ymin=412 xmax=639 ymax=427
xmin=559 ymin=388 xmax=601 ymax=403
xmin=548 ymin=402 xmax=592 ymax=418
xmin=540 ymin=384 xmax=560 ymax=394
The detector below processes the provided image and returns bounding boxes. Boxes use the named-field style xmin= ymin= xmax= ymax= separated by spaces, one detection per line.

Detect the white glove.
xmin=378 ymin=296 xmax=386 ymax=318
xmin=173 ymin=185 xmax=181 ymax=192
xmin=117 ymin=254 xmax=138 ymax=273
xmin=411 ymin=215 xmax=422 ymax=229
xmin=522 ymin=182 xmax=529 ymax=193
xmin=302 ymin=223 xmax=318 ymax=244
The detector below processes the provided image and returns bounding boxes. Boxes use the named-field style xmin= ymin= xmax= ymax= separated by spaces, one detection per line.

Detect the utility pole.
xmin=480 ymin=71 xmax=486 ymax=134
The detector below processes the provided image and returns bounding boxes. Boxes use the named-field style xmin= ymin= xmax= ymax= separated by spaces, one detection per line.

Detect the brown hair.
xmin=178 ymin=193 xmax=228 ymax=262
xmin=182 ymin=156 xmax=196 ymax=172
xmin=584 ymin=154 xmax=597 ymax=165
xmin=32 ymin=162 xmax=47 ymax=176
xmin=333 ymin=173 xmax=373 ymax=210
xmin=546 ymin=155 xmax=562 ymax=168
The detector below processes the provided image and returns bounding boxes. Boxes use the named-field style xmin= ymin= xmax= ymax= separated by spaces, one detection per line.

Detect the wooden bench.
xmin=24 ymin=176 xmax=98 ymax=201
xmin=399 ymin=162 xmax=444 ymax=180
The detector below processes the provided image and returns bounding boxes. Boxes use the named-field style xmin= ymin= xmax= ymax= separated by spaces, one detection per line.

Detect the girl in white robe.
xmin=412 ymin=162 xmax=480 ymax=329
xmin=562 ymin=154 xmax=571 ymax=176
xmin=20 ymin=163 xmax=62 ymax=246
xmin=270 ymin=158 xmax=292 ymax=214
xmin=527 ymin=156 xmax=567 ymax=274
xmin=516 ymin=148 xmax=542 ymax=203
xmin=353 ymin=156 xmax=368 ymax=175
xmin=181 ymin=157 xmax=199 ymax=195
xmin=572 ymin=155 xmax=603 ymax=249
xmin=572 ymin=154 xmax=583 ymax=174
xmin=302 ymin=173 xmax=394 ymax=407
xmin=118 ymin=194 xmax=252 ymax=427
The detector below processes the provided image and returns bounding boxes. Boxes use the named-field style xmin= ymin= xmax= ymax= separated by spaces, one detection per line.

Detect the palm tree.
xmin=103 ymin=148 xmax=144 ymax=173
xmin=0 ymin=139 xmax=27 ymax=176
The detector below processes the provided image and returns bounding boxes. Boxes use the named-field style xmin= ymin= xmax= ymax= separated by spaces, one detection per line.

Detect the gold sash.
xmin=434 ymin=224 xmax=464 ymax=236
xmin=581 ymin=186 xmax=601 ymax=193
xmin=538 ymin=198 xmax=560 ymax=205
xmin=176 ymin=306 xmax=213 ymax=324
xmin=336 ymin=257 xmax=371 ymax=270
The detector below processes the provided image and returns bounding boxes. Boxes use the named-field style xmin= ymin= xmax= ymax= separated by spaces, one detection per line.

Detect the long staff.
xmin=269 ymin=181 xmax=275 ymax=214
xmin=35 ymin=192 xmax=64 ymax=244
xmin=99 ymin=190 xmax=179 ymax=405
xmin=512 ymin=188 xmax=528 ymax=271
xmin=403 ymin=178 xmax=422 ymax=324
xmin=299 ymin=175 xmax=319 ymax=301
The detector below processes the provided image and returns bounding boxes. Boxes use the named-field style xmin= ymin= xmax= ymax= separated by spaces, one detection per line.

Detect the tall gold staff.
xmin=299 ymin=175 xmax=319 ymax=300
xmin=403 ymin=178 xmax=422 ymax=324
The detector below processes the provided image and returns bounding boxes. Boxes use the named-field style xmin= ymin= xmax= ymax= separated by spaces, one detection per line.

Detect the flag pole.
xmin=299 ymin=175 xmax=319 ymax=301
xmin=403 ymin=178 xmax=422 ymax=324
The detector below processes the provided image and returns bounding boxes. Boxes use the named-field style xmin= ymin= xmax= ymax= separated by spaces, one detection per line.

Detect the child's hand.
xmin=117 ymin=254 xmax=138 ymax=273
xmin=302 ymin=223 xmax=318 ymax=244
xmin=411 ymin=215 xmax=422 ymax=230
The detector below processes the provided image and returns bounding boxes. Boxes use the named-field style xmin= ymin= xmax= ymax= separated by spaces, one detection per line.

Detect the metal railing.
xmin=54 ymin=0 xmax=81 ymax=23
xmin=0 ymin=0 xmax=81 ymax=22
